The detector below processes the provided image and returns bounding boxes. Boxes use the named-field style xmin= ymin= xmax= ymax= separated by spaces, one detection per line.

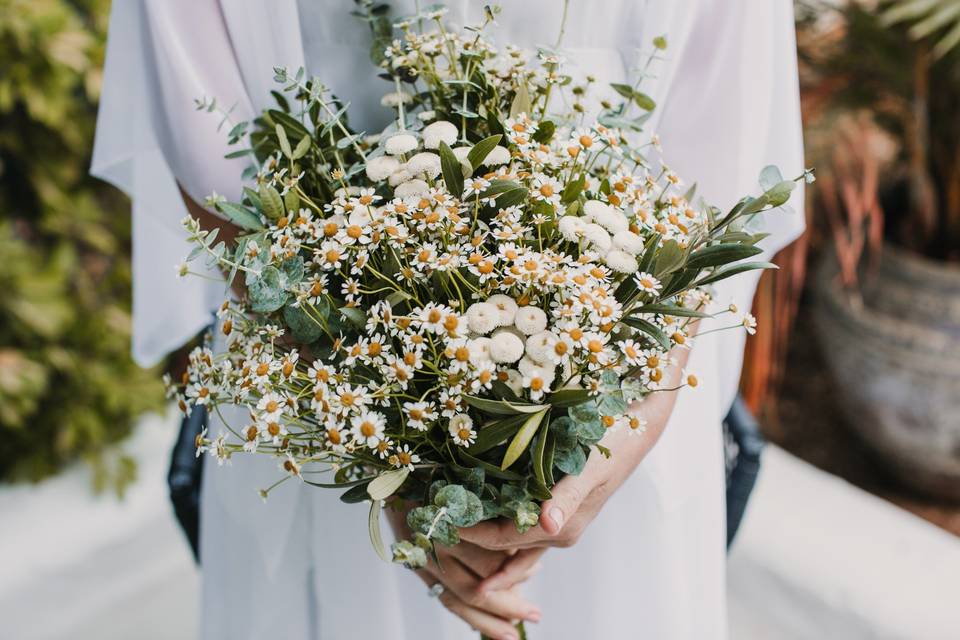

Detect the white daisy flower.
xmin=392 ymin=444 xmax=421 ymax=471
xmin=634 ymin=272 xmax=662 ymax=294
xmin=467 ymin=337 xmax=493 ymax=365
xmin=350 ymin=411 xmax=386 ymax=448
xmin=403 ymin=401 xmax=436 ymax=431
xmin=448 ymin=414 xmax=476 ymax=447
xmin=255 ymin=392 xmax=286 ymax=424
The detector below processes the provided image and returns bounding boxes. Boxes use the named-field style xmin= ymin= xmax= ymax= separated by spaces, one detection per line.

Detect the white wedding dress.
xmin=92 ymin=1 xmax=805 ymax=638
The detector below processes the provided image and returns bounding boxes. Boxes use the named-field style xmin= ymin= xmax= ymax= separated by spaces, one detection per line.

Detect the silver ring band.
xmin=428 ymin=582 xmax=445 ymax=598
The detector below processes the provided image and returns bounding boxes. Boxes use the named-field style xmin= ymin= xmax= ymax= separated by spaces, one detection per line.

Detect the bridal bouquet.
xmin=170 ymin=2 xmax=808 ymax=570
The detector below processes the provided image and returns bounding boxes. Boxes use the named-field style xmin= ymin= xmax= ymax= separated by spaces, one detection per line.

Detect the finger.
xmin=437 ymin=540 xmax=511 ymax=578
xmin=538 ymin=473 xmax=592 ymax=536
xmin=480 ymin=547 xmax=547 ymax=594
xmin=458 ymin=519 xmax=516 ymax=550
xmin=431 ymin=555 xmax=542 ymax=622
xmin=439 ymin=591 xmax=524 ymax=640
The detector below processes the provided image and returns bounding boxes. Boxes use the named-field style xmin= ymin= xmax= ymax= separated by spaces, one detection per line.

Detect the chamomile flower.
xmin=350 ymin=411 xmax=386 ymax=448
xmin=403 ymin=401 xmax=436 ymax=431
xmin=448 ymin=414 xmax=477 ymax=447
xmin=391 ymin=444 xmax=421 ymax=471
xmin=634 ymin=272 xmax=662 ymax=294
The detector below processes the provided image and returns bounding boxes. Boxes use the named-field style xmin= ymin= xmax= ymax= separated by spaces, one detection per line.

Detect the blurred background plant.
xmin=799 ymin=0 xmax=960 ymax=260
xmin=0 ymin=0 xmax=164 ymax=494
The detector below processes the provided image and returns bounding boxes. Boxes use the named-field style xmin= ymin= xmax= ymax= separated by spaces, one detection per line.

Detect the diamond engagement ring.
xmin=428 ymin=582 xmax=445 ymax=598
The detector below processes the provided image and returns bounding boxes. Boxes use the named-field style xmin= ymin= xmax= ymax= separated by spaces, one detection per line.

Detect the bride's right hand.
xmin=385 ymin=504 xmax=543 ymax=640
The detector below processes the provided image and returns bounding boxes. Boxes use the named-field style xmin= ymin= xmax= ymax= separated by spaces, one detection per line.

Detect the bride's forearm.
xmin=614 ymin=321 xmax=699 ymax=468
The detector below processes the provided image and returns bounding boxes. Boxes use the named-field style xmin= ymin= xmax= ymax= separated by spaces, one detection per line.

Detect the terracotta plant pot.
xmin=814 ymin=243 xmax=960 ymax=500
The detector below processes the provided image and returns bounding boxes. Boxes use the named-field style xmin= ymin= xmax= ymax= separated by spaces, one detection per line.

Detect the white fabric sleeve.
xmin=91 ymin=0 xmax=256 ymax=365
xmin=654 ymin=0 xmax=807 ymax=411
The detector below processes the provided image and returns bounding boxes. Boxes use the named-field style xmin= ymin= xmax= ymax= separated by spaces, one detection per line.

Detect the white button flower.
xmin=489 ymin=329 xmax=524 ymax=363
xmin=384 ymin=133 xmax=419 ymax=156
xmin=423 ymin=120 xmax=458 ymax=149
xmin=466 ymin=302 xmax=500 ymax=335
xmin=514 ymin=305 xmax=548 ymax=335
xmin=365 ymin=155 xmax=401 ymax=182
xmin=405 ymin=152 xmax=442 ymax=179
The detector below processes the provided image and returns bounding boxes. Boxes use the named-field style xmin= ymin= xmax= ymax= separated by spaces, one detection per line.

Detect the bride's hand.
xmin=461 ymin=331 xmax=697 ymax=592
xmin=386 ymin=504 xmax=543 ymax=640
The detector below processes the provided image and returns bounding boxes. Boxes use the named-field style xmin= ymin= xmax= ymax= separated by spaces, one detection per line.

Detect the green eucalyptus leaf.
xmin=554 ymin=445 xmax=587 ymax=476
xmin=531 ymin=120 xmax=556 ymax=144
xmin=282 ymin=304 xmax=324 ymax=343
xmin=247 ymin=266 xmax=288 ymax=313
xmin=759 ymin=165 xmax=784 ymax=191
xmin=765 ymin=179 xmax=796 ymax=207
xmin=549 ymin=416 xmax=579 ymax=452
xmin=339 ymin=306 xmax=366 ymax=329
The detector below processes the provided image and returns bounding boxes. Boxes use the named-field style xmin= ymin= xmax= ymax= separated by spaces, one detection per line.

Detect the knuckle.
xmin=464 ymin=590 xmax=483 ymax=607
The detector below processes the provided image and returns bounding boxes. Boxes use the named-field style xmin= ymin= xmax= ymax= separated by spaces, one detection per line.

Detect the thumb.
xmin=539 ymin=474 xmax=589 ymax=536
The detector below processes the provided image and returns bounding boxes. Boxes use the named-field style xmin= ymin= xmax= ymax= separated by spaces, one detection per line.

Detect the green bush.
xmin=0 ymin=0 xmax=164 ymax=492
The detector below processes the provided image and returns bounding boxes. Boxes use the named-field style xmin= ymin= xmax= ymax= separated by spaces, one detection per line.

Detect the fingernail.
xmin=530 ymin=562 xmax=544 ymax=574
xmin=502 ymin=632 xmax=518 ymax=640
xmin=548 ymin=507 xmax=564 ymax=532
xmin=527 ymin=610 xmax=542 ymax=622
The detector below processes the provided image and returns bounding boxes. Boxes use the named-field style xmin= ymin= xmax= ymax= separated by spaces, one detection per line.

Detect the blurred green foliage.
xmin=0 ymin=0 xmax=164 ymax=492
